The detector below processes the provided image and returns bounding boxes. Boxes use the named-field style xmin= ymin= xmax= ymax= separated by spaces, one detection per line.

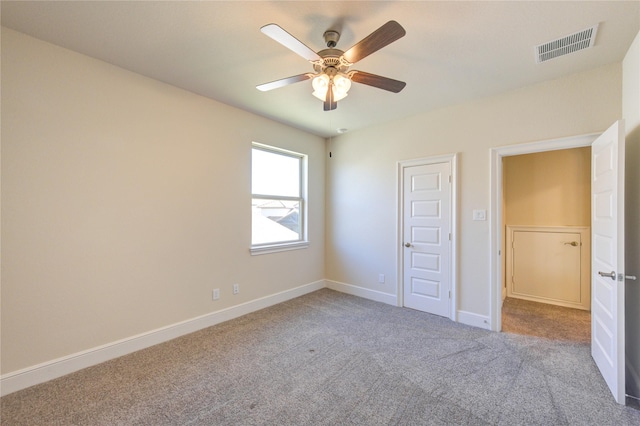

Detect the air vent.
xmin=535 ymin=24 xmax=599 ymax=64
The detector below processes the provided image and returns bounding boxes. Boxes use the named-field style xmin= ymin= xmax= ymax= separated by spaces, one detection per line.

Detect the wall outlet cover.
xmin=473 ymin=209 xmax=487 ymax=221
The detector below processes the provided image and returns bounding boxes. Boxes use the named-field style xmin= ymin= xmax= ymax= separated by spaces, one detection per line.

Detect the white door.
xmin=591 ymin=120 xmax=625 ymax=404
xmin=403 ymin=162 xmax=451 ymax=317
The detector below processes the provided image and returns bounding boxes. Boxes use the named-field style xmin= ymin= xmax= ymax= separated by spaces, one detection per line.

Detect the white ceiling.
xmin=2 ymin=1 xmax=639 ymax=137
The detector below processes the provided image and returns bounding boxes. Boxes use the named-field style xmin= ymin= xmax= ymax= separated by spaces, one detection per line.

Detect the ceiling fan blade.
xmin=261 ymin=24 xmax=322 ymax=62
xmin=342 ymin=21 xmax=406 ymax=64
xmin=324 ymin=86 xmax=337 ymax=111
xmin=256 ymin=74 xmax=312 ymax=91
xmin=351 ymin=71 xmax=406 ymax=93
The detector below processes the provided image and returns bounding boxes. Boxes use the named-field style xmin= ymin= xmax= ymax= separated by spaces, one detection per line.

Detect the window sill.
xmin=250 ymin=241 xmax=309 ymax=256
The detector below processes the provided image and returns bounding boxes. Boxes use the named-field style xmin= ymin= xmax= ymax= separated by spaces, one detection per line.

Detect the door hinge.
xmin=448 ymin=290 xmax=451 ymax=299
xmin=448 ymin=233 xmax=452 ymax=241
xmin=448 ymin=175 xmax=452 ymax=183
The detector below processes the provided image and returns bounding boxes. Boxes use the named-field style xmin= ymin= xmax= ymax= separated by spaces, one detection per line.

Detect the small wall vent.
xmin=535 ymin=24 xmax=599 ymax=64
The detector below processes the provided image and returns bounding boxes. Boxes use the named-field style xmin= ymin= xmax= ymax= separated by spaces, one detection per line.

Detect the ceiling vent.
xmin=535 ymin=24 xmax=599 ymax=64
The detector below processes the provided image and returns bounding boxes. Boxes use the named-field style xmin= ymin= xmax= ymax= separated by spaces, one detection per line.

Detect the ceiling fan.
xmin=256 ymin=21 xmax=407 ymax=111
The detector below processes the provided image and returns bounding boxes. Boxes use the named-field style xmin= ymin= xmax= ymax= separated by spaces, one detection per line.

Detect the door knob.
xmin=564 ymin=241 xmax=579 ymax=246
xmin=598 ymin=271 xmax=637 ymax=281
xmin=404 ymin=242 xmax=411 ymax=247
xmin=598 ymin=271 xmax=616 ymax=280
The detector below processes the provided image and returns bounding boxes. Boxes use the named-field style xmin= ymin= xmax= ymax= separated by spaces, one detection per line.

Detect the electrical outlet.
xmin=212 ymin=289 xmax=220 ymax=300
xmin=378 ymin=273 xmax=385 ymax=283
xmin=233 ymin=284 xmax=239 ymax=295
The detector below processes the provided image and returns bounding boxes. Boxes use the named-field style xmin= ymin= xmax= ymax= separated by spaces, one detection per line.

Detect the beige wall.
xmin=623 ymin=30 xmax=640 ymax=400
xmin=503 ymin=148 xmax=591 ymax=227
xmin=326 ymin=62 xmax=621 ymax=319
xmin=0 ymin=28 xmax=325 ymax=374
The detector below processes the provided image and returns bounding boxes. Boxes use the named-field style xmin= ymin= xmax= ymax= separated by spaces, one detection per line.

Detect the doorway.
xmin=501 ymin=148 xmax=592 ymax=343
xmin=489 ymin=133 xmax=599 ymax=331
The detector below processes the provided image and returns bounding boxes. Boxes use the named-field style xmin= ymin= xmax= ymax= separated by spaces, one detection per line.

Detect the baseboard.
xmin=0 ymin=280 xmax=326 ymax=397
xmin=326 ymin=281 xmax=492 ymax=332
xmin=457 ymin=310 xmax=491 ymax=330
xmin=325 ymin=280 xmax=397 ymax=306
xmin=626 ymin=354 xmax=640 ymax=401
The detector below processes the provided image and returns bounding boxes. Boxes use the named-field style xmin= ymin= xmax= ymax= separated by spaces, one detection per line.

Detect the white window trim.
xmin=250 ymin=241 xmax=309 ymax=256
xmin=251 ymin=143 xmax=308 ymax=254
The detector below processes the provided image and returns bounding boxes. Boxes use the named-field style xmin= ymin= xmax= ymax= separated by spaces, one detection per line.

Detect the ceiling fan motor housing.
xmin=323 ymin=30 xmax=340 ymax=48
xmin=314 ymin=49 xmax=352 ymax=75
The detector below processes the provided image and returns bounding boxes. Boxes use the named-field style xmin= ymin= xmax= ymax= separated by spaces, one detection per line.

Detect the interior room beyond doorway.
xmin=501 ymin=147 xmax=591 ymax=342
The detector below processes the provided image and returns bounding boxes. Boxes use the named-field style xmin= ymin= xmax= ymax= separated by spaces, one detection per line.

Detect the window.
xmin=251 ymin=143 xmax=307 ymax=253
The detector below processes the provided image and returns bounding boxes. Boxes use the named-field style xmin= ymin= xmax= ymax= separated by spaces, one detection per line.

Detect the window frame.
xmin=250 ymin=143 xmax=308 ymax=255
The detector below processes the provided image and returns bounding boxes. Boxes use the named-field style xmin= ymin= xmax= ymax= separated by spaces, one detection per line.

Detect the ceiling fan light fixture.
xmin=312 ymin=89 xmax=327 ymax=101
xmin=312 ymin=74 xmax=330 ymax=100
xmin=333 ymin=73 xmax=352 ymax=92
xmin=332 ymin=87 xmax=348 ymax=102
xmin=312 ymin=73 xmax=351 ymax=102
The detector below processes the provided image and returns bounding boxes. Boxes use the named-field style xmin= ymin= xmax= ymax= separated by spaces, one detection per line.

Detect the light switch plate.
xmin=473 ymin=209 xmax=486 ymax=221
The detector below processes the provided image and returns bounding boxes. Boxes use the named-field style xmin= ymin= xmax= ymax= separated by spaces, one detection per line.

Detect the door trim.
xmin=489 ymin=133 xmax=599 ymax=331
xmin=397 ymin=153 xmax=458 ymax=321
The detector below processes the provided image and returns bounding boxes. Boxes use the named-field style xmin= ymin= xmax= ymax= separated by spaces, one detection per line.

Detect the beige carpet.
xmin=502 ymin=297 xmax=591 ymax=344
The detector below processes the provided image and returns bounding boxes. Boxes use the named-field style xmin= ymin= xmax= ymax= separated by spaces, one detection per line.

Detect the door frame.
xmin=397 ymin=153 xmax=458 ymax=321
xmin=489 ymin=133 xmax=599 ymax=331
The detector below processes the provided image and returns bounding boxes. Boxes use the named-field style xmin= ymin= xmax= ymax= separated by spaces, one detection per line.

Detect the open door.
xmin=591 ymin=120 xmax=626 ymax=404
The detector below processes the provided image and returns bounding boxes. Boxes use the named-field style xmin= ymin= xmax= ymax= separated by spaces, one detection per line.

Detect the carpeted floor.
xmin=501 ymin=297 xmax=591 ymax=344
xmin=2 ymin=289 xmax=638 ymax=425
